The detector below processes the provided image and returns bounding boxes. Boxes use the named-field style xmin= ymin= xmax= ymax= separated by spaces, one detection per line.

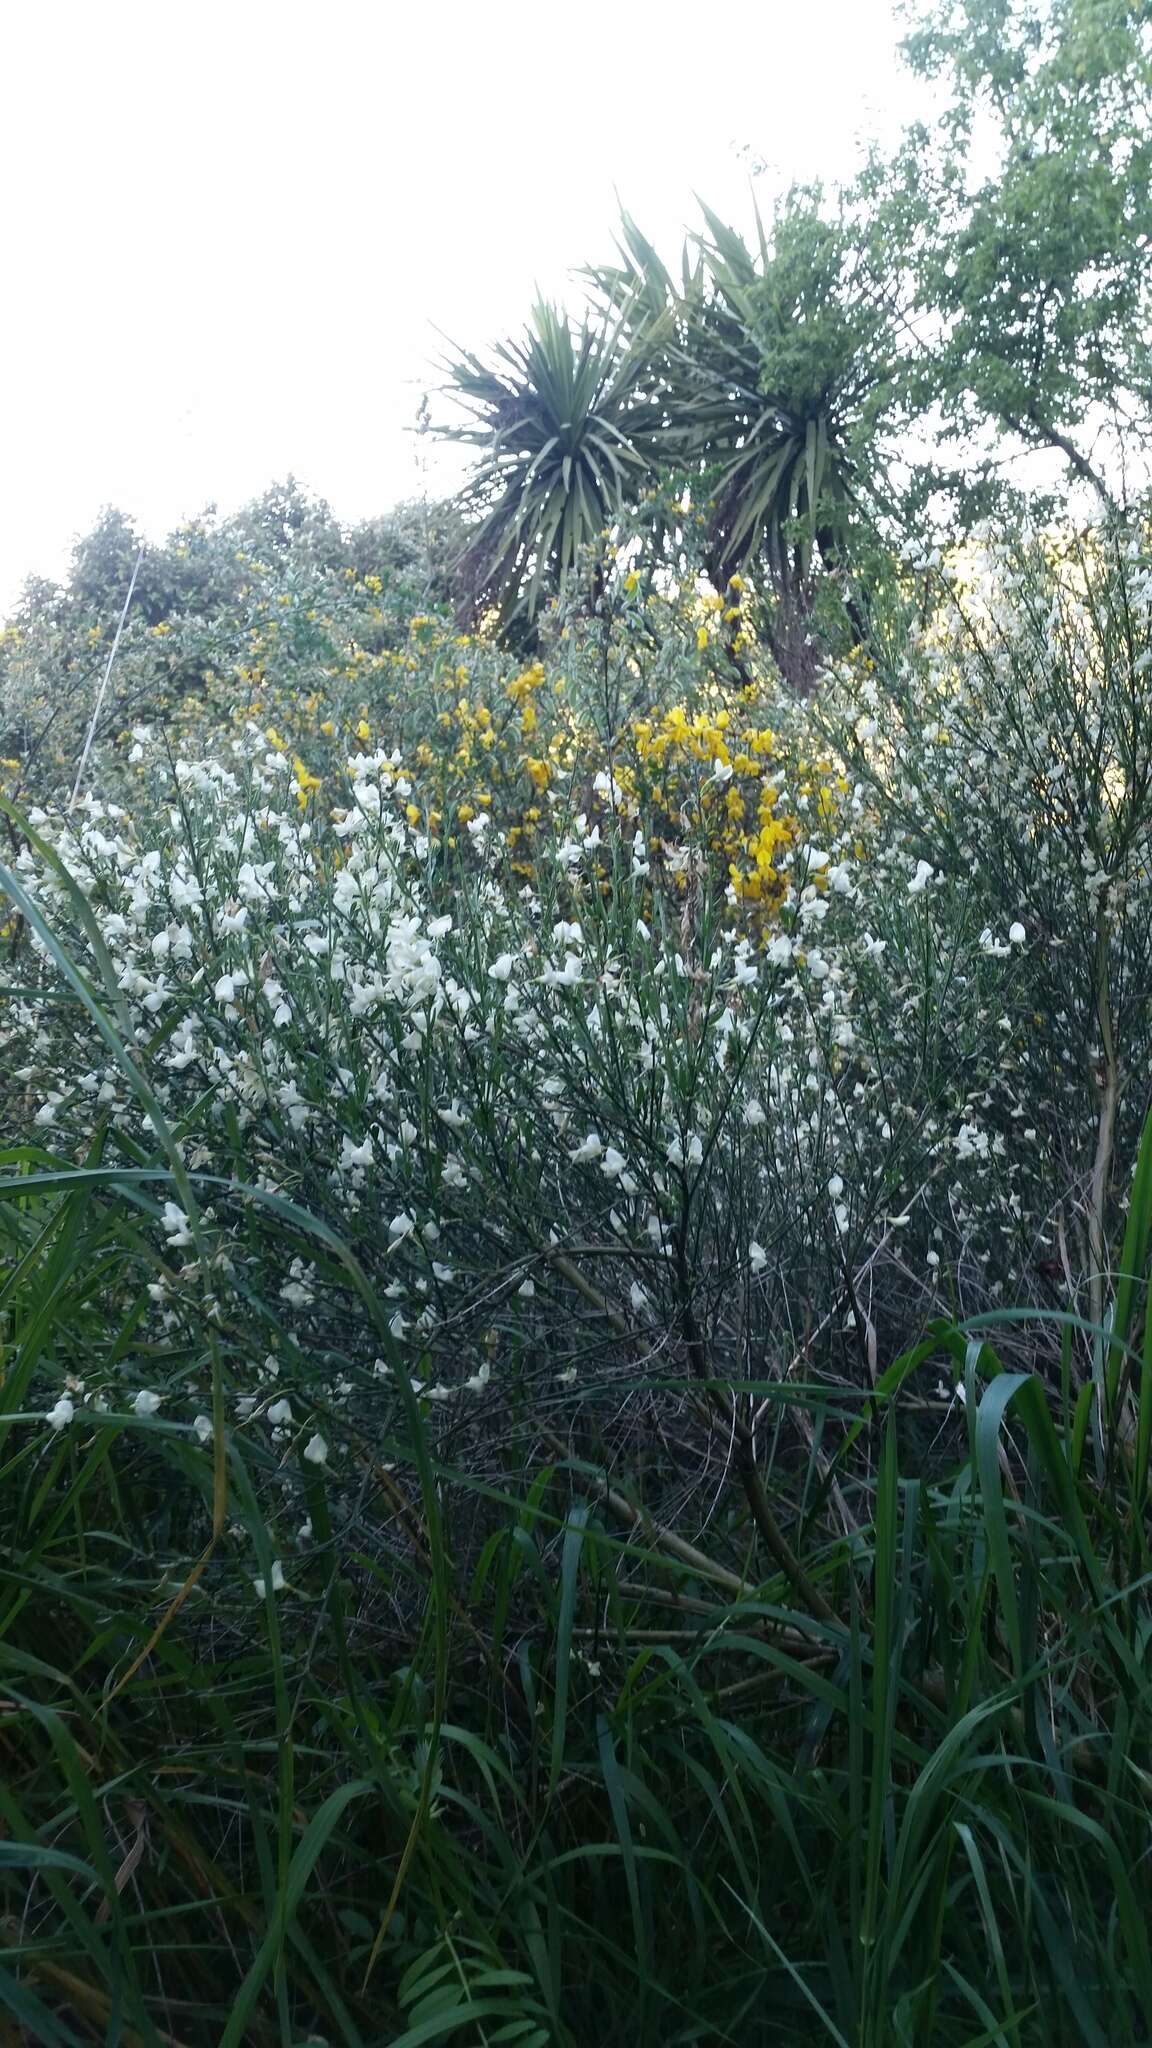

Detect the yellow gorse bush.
xmin=89 ymin=585 xmax=817 ymax=922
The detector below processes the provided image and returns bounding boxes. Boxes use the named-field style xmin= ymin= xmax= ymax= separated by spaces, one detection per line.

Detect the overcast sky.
xmin=1 ymin=0 xmax=920 ymax=610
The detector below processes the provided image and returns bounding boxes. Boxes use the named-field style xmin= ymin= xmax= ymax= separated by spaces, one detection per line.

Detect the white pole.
xmin=68 ymin=545 xmax=145 ymax=813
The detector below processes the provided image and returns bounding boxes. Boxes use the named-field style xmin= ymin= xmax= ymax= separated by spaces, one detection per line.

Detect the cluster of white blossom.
xmin=5 ymin=675 xmax=1080 ymax=1497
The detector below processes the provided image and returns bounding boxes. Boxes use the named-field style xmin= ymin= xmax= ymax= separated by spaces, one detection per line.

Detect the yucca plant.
xmin=437 ymin=302 xmax=665 ymax=638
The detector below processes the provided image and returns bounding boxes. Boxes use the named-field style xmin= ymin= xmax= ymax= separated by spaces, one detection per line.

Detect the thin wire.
xmin=68 ymin=546 xmax=144 ymax=813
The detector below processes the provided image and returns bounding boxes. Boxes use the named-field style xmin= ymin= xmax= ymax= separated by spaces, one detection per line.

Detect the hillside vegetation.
xmin=4 ymin=2 xmax=1152 ymax=2041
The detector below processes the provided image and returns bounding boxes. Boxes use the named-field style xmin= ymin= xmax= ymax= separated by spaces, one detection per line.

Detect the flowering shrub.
xmin=0 ymin=546 xmax=1122 ymax=1420
xmin=6 ymin=513 xmax=1152 ymax=2040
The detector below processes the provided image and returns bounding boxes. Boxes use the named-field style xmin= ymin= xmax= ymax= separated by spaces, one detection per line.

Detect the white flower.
xmin=192 ymin=1414 xmax=213 ymax=1444
xmin=954 ymin=1121 xmax=989 ymax=1161
xmin=253 ymin=1559 xmax=286 ymax=1599
xmin=303 ymin=1433 xmax=329 ymax=1465
xmin=569 ymin=1132 xmax=603 ymax=1165
xmin=388 ymin=1211 xmax=415 ymax=1243
xmin=667 ymin=1131 xmax=704 ymax=1168
xmin=600 ymin=1147 xmax=628 ymax=1180
xmin=161 ymin=1201 xmax=193 ymax=1248
xmin=908 ymin=859 xmax=936 ymax=896
xmin=487 ymin=953 xmax=515 ymax=982
xmin=428 ymin=915 xmax=453 ymax=938
xmin=214 ymin=971 xmax=248 ymax=1003
xmin=340 ymin=1134 xmax=375 ymax=1171
xmin=1008 ymin=921 xmax=1026 ymax=945
xmin=743 ymin=1098 xmax=767 ymax=1128
xmin=132 ymin=1390 xmax=162 ymax=1417
xmin=749 ymin=1241 xmax=768 ymax=1275
xmin=828 ymin=1174 xmax=844 ymax=1199
xmin=555 ymin=1367 xmax=578 ymax=1386
xmin=267 ymin=1398 xmax=293 ymax=1426
xmin=46 ymin=1395 xmax=74 ymax=1431
xmin=766 ymin=936 xmax=793 ymax=968
xmin=542 ymin=953 xmax=584 ymax=988
xmin=465 ymin=1363 xmax=491 ymax=1393
xmin=517 ymin=1277 xmax=536 ymax=1298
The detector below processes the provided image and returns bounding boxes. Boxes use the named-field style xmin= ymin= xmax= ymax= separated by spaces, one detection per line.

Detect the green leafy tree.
xmin=899 ymin=0 xmax=1152 ymax=507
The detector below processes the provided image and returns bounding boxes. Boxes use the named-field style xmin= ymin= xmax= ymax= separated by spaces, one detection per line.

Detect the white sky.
xmin=1 ymin=0 xmax=920 ymax=611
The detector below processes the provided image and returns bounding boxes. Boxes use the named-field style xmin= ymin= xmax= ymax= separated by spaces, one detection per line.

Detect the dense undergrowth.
xmin=3 ymin=500 xmax=1152 ymax=2043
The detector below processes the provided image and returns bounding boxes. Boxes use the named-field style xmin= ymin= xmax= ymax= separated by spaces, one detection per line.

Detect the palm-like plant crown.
xmin=596 ymin=195 xmax=901 ymax=600
xmin=439 ymin=302 xmax=665 ymax=634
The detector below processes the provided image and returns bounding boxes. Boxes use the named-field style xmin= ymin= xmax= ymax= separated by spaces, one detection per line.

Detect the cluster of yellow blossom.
xmin=114 ymin=597 xmax=819 ymax=917
xmin=2 ymin=554 xmax=842 ymax=925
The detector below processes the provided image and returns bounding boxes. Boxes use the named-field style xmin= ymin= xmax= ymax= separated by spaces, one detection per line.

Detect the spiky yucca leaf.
xmin=438 ymin=303 xmax=665 ymax=634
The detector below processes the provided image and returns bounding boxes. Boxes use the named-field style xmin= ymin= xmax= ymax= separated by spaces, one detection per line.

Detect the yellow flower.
xmin=291 ymin=755 xmax=322 ymax=808
xmin=696 ymin=626 xmax=709 ymax=652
